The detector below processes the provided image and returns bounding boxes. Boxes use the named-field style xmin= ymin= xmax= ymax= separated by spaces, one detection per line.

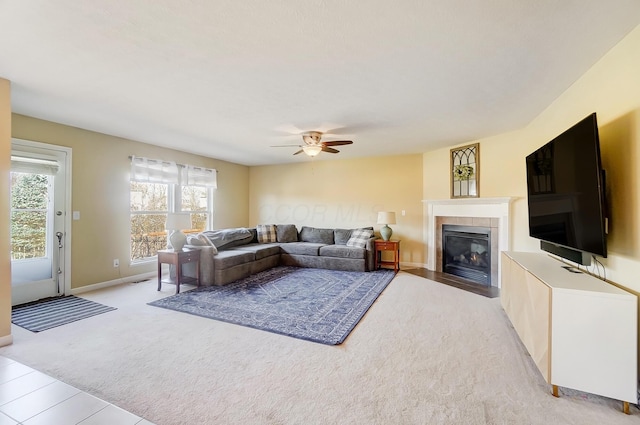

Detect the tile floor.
xmin=0 ymin=355 xmax=154 ymax=425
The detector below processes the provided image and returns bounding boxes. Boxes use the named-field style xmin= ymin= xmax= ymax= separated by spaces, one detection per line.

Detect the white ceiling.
xmin=1 ymin=1 xmax=639 ymax=166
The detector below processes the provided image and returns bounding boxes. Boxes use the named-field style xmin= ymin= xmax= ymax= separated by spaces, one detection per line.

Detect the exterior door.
xmin=10 ymin=140 xmax=71 ymax=306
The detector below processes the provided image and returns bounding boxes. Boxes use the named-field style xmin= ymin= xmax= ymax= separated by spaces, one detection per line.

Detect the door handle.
xmin=56 ymin=231 xmax=63 ymax=248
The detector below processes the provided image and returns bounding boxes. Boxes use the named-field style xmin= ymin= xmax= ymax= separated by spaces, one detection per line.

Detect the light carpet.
xmin=148 ymin=266 xmax=396 ymax=345
xmin=0 ymin=272 xmax=637 ymax=425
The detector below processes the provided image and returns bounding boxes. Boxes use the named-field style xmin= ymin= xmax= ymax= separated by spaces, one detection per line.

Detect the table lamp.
xmin=377 ymin=211 xmax=396 ymax=241
xmin=166 ymin=213 xmax=191 ymax=251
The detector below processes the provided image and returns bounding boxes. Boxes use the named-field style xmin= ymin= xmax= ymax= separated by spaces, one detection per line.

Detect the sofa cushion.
xmin=276 ymin=224 xmax=298 ymax=243
xmin=212 ymin=250 xmax=255 ymax=270
xmin=202 ymin=228 xmax=253 ymax=249
xmin=319 ymin=244 xmax=367 ymax=260
xmin=299 ymin=226 xmax=334 ymax=244
xmin=232 ymin=243 xmax=281 ymax=260
xmin=334 ymin=229 xmax=352 ymax=245
xmin=257 ymin=224 xmax=277 ymax=243
xmin=346 ymin=228 xmax=374 ymax=248
xmin=279 ymin=242 xmax=325 ymax=256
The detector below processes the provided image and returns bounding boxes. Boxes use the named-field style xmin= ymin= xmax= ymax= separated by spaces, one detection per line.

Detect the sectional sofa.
xmin=182 ymin=224 xmax=377 ymax=286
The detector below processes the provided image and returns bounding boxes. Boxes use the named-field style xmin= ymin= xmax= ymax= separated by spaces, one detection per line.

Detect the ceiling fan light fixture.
xmin=302 ymin=145 xmax=322 ymax=157
xmin=303 ymin=132 xmax=322 ymax=144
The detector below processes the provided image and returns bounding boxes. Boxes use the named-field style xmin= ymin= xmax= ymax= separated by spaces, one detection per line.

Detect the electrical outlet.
xmin=113 ymin=259 xmax=119 ymax=268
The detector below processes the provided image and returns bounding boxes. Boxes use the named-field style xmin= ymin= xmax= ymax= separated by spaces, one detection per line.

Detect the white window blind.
xmin=130 ymin=156 xmax=179 ymax=184
xmin=11 ymin=155 xmax=60 ymax=175
xmin=181 ymin=164 xmax=217 ymax=188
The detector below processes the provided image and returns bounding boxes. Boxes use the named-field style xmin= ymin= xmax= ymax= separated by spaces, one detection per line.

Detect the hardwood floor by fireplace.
xmin=404 ymin=268 xmax=500 ymax=298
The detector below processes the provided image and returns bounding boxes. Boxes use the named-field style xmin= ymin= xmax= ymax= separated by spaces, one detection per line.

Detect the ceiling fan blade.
xmin=323 ymin=140 xmax=353 ymax=146
xmin=271 ymin=144 xmax=303 ymax=147
xmin=322 ymin=147 xmax=340 ymax=154
xmin=293 ymin=149 xmax=304 ymax=155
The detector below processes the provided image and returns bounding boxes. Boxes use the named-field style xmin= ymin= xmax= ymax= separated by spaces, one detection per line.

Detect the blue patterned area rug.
xmin=148 ymin=266 xmax=396 ymax=345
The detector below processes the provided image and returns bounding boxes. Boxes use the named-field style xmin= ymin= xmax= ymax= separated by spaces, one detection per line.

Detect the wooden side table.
xmin=375 ymin=239 xmax=401 ymax=272
xmin=157 ymin=248 xmax=201 ymax=294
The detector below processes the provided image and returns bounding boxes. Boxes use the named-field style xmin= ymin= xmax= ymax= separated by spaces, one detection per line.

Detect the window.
xmin=180 ymin=185 xmax=210 ymax=234
xmin=10 ymin=154 xmax=60 ymax=262
xmin=130 ymin=182 xmax=169 ymax=261
xmin=129 ymin=156 xmax=216 ymax=262
xmin=10 ymin=172 xmax=51 ymax=260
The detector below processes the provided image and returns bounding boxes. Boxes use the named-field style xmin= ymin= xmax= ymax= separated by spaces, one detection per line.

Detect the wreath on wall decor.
xmin=453 ymin=164 xmax=474 ymax=181
xmin=450 ymin=143 xmax=479 ymax=198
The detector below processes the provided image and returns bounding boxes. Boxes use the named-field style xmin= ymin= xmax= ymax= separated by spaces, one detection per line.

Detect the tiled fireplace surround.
xmin=423 ymin=198 xmax=515 ymax=288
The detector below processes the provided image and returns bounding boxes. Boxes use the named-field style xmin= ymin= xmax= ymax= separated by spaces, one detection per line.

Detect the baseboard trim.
xmin=71 ymin=271 xmax=157 ymax=295
xmin=400 ymin=261 xmax=428 ymax=270
xmin=0 ymin=334 xmax=13 ymax=348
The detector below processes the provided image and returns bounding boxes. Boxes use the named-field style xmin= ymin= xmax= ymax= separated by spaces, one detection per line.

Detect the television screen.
xmin=525 ymin=113 xmax=607 ymax=258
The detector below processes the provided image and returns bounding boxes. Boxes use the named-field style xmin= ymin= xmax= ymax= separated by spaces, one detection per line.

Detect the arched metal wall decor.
xmin=450 ymin=143 xmax=479 ymax=198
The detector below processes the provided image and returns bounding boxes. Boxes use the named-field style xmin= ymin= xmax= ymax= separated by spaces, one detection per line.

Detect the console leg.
xmin=623 ymin=401 xmax=630 ymax=415
xmin=552 ymin=385 xmax=559 ymax=398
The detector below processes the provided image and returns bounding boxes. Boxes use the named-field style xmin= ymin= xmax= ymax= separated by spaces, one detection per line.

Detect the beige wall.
xmin=0 ymin=79 xmax=11 ymax=344
xmin=424 ymin=24 xmax=640 ymax=293
xmin=250 ymin=154 xmax=424 ymax=266
xmin=12 ymin=115 xmax=250 ymax=289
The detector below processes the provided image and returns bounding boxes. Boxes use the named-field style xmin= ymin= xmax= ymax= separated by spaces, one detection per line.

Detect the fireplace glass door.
xmin=442 ymin=225 xmax=491 ymax=285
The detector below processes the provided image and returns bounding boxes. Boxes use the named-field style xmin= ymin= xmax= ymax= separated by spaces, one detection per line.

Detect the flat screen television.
xmin=525 ymin=113 xmax=607 ymax=264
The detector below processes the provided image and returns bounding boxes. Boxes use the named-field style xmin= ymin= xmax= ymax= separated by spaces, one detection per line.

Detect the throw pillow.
xmin=346 ymin=228 xmax=374 ymax=248
xmin=257 ymin=224 xmax=277 ymax=243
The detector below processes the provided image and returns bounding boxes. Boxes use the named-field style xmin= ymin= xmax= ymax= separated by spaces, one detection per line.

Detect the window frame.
xmin=130 ymin=181 xmax=213 ymax=263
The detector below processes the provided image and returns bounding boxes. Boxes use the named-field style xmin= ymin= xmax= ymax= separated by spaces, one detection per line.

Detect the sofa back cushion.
xmin=299 ymin=226 xmax=334 ymax=244
xmin=334 ymin=229 xmax=352 ymax=245
xmin=276 ymin=224 xmax=298 ymax=243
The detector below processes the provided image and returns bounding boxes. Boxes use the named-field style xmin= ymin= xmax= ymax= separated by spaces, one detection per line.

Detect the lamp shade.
xmin=302 ymin=145 xmax=322 ymax=157
xmin=166 ymin=213 xmax=191 ymax=230
xmin=377 ymin=211 xmax=396 ymax=225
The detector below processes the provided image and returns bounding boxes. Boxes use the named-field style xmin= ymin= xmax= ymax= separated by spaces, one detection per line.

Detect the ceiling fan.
xmin=271 ymin=131 xmax=353 ymax=157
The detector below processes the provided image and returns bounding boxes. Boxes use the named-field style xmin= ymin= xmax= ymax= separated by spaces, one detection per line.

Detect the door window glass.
xmin=10 ymin=172 xmax=51 ymax=261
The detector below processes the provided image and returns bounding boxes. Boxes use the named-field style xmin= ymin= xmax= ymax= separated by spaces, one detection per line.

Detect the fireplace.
xmin=442 ymin=225 xmax=491 ymax=285
xmin=423 ymin=197 xmax=515 ymax=288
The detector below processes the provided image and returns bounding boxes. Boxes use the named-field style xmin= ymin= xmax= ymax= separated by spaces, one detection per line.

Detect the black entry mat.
xmin=11 ymin=295 xmax=117 ymax=332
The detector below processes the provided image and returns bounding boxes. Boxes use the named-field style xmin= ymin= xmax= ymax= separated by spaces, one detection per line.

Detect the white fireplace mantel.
xmin=422 ymin=197 xmax=517 ymax=283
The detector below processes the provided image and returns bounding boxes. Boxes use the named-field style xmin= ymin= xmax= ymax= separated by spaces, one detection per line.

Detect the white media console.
xmin=501 ymin=251 xmax=638 ymax=413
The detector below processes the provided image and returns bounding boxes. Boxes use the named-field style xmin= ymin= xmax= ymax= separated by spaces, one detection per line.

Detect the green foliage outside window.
xmin=10 ymin=173 xmax=49 ymax=260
